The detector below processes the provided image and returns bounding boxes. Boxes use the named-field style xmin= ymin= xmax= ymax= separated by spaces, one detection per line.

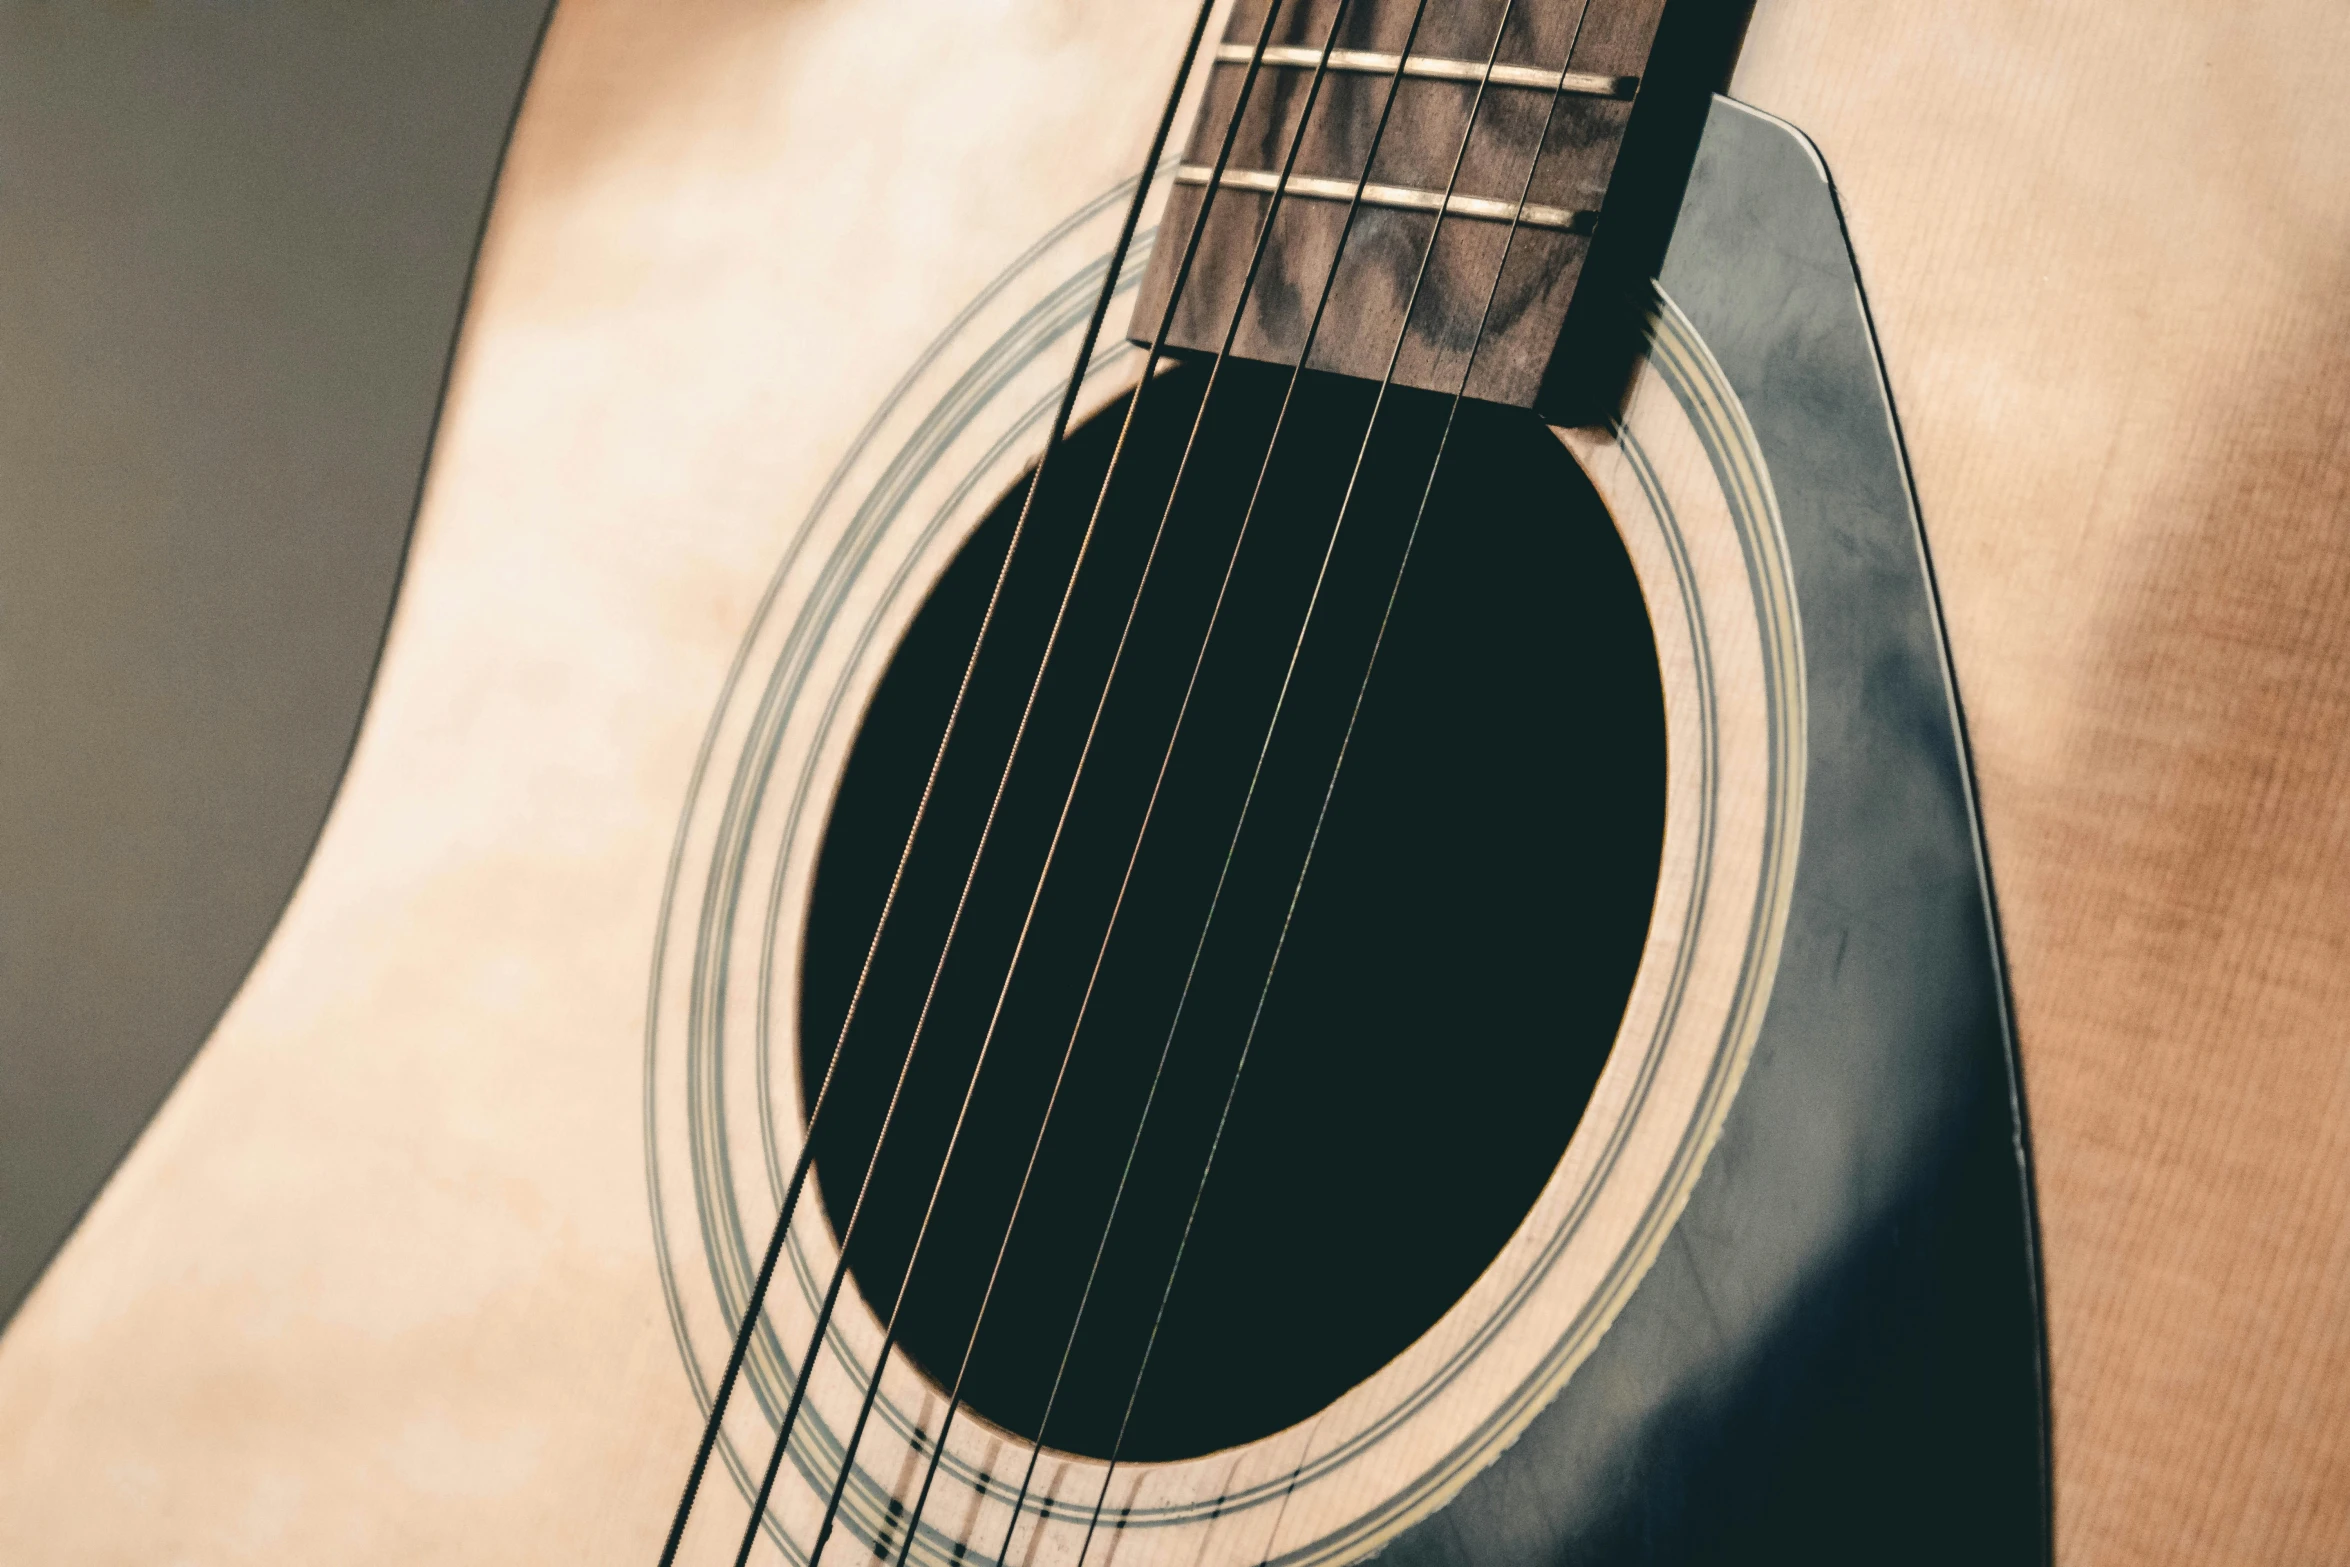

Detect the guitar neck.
xmin=1129 ymin=0 xmax=1743 ymax=418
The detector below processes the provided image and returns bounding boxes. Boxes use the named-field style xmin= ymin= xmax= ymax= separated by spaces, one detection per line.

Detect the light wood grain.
xmin=0 ymin=0 xmax=1801 ymax=1543
xmin=3 ymin=2 xmax=2347 ymax=1563
xmin=0 ymin=2 xmax=1204 ymax=1559
xmin=0 ymin=2 xmax=1801 ymax=1558
xmin=1733 ymin=5 xmax=2350 ymax=1561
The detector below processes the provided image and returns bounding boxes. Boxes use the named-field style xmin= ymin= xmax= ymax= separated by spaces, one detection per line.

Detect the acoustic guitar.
xmin=4 ymin=3 xmax=2345 ymax=1564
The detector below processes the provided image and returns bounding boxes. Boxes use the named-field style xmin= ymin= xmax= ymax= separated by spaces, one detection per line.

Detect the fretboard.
xmin=1127 ymin=0 xmax=1741 ymax=419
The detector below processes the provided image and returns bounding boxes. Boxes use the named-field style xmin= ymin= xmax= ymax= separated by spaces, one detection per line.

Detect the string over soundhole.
xmin=799 ymin=358 xmax=1665 ymax=1463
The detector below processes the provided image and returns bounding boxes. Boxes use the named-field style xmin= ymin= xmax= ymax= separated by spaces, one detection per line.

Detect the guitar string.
xmin=788 ymin=8 xmax=1368 ymax=1567
xmin=717 ymin=8 xmax=1299 ymax=1564
xmin=980 ymin=3 xmax=1448 ymax=1562
xmin=653 ymin=3 xmax=1224 ymax=1560
xmin=1058 ymin=9 xmax=1592 ymax=1563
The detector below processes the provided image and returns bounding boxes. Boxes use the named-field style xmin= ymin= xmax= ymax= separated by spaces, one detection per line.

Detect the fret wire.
xmin=1211 ymin=41 xmax=1634 ymax=98
xmin=1173 ymin=163 xmax=1593 ymax=234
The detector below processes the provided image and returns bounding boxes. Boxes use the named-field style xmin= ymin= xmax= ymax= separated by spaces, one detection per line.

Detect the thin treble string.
xmin=984 ymin=3 xmax=1443 ymax=1561
xmin=1060 ymin=3 xmax=1568 ymax=1561
xmin=791 ymin=9 xmax=1370 ymax=1567
xmin=654 ymin=5 xmax=1223 ymax=1563
xmin=720 ymin=7 xmax=1297 ymax=1564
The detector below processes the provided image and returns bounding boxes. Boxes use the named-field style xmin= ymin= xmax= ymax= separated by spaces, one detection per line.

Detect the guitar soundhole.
xmin=801 ymin=356 xmax=1663 ymax=1463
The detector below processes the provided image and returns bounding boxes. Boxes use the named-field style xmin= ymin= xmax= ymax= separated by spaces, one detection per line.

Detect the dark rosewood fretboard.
xmin=1127 ymin=0 xmax=1742 ymax=419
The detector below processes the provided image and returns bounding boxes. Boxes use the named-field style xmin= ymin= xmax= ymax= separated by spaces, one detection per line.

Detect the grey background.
xmin=0 ymin=2 xmax=552 ymax=1325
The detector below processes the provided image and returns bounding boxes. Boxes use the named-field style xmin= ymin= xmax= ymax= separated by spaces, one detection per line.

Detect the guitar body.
xmin=2 ymin=4 xmax=2344 ymax=1565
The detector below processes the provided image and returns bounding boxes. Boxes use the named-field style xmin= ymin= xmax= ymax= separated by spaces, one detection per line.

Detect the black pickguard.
xmin=1379 ymin=97 xmax=2051 ymax=1567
